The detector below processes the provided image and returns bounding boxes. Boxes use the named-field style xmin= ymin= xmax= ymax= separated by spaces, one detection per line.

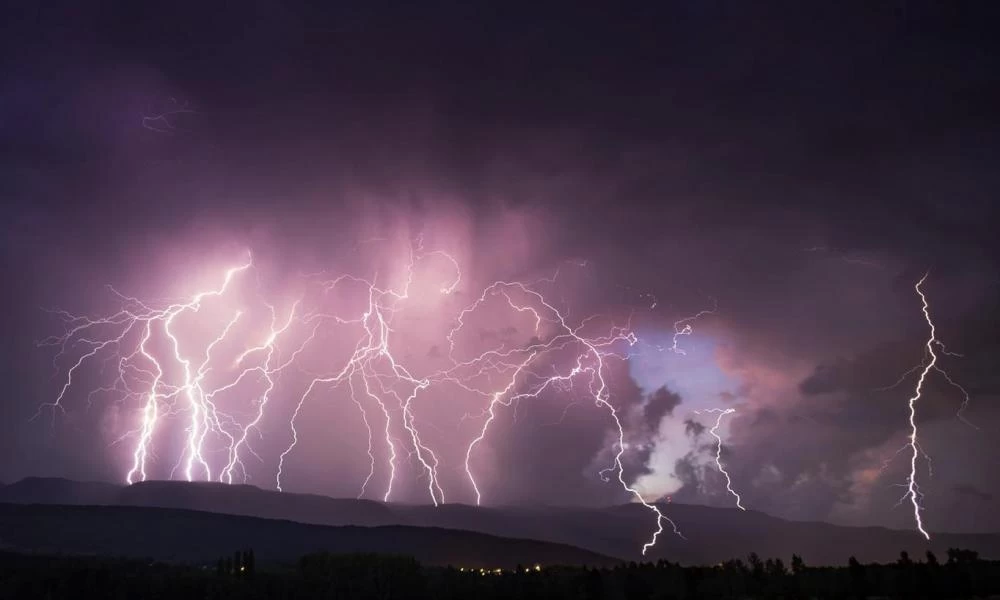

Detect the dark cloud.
xmin=702 ymin=300 xmax=1000 ymax=528
xmin=643 ymin=386 xmax=682 ymax=427
xmin=670 ymin=455 xmax=702 ymax=502
xmin=1 ymin=1 xmax=999 ymax=533
xmin=718 ymin=391 xmax=738 ymax=403
xmin=799 ymin=360 xmax=854 ymax=396
xmin=684 ymin=419 xmax=706 ymax=438
xmin=953 ymin=484 xmax=993 ymax=502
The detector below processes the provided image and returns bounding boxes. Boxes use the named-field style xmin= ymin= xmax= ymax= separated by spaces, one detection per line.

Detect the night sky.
xmin=2 ymin=2 xmax=999 ymax=534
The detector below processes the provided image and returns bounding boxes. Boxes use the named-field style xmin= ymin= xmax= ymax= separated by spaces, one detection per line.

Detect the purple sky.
xmin=1 ymin=2 xmax=998 ymax=534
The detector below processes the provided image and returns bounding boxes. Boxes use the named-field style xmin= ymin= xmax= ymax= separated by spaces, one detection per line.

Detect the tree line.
xmin=0 ymin=547 xmax=997 ymax=599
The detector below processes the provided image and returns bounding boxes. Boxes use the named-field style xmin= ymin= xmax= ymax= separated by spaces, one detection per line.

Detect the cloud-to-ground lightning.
xmin=880 ymin=272 xmax=974 ymax=540
xmin=452 ymin=281 xmax=684 ymax=554
xmin=38 ymin=256 xmax=256 ymax=484
xmin=694 ymin=408 xmax=745 ymax=510
xmin=40 ymin=242 xmax=695 ymax=554
xmin=903 ymin=274 xmax=938 ymax=539
xmin=275 ymin=243 xmax=458 ymax=503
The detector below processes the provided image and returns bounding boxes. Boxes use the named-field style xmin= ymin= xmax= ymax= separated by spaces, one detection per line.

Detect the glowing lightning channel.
xmin=221 ymin=301 xmax=301 ymax=484
xmin=166 ymin=260 xmax=254 ymax=482
xmin=877 ymin=272 xmax=976 ymax=540
xmin=42 ymin=255 xmax=254 ymax=483
xmin=670 ymin=299 xmax=717 ymax=355
xmin=903 ymin=273 xmax=937 ymax=540
xmin=694 ymin=408 xmax=745 ymax=510
xmin=457 ymin=281 xmax=684 ymax=554
xmin=125 ymin=322 xmax=161 ymax=485
xmin=276 ymin=244 xmax=460 ymax=503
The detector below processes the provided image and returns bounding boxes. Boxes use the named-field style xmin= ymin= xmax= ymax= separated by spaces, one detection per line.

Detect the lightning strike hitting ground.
xmin=40 ymin=242 xmax=691 ymax=553
xmin=453 ymin=281 xmax=684 ymax=554
xmin=38 ymin=256 xmax=255 ymax=484
xmin=903 ymin=274 xmax=936 ymax=540
xmin=887 ymin=273 xmax=973 ymax=540
xmin=694 ymin=408 xmax=745 ymax=510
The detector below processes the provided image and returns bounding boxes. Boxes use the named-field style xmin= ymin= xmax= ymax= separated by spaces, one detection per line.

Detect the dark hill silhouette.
xmin=0 ymin=503 xmax=617 ymax=568
xmin=393 ymin=502 xmax=1000 ymax=565
xmin=0 ymin=477 xmax=119 ymax=505
xmin=120 ymin=480 xmax=395 ymax=526
xmin=3 ymin=477 xmax=998 ymax=565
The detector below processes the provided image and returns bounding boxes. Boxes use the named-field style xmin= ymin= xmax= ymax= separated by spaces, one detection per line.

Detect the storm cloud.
xmin=2 ymin=2 xmax=998 ymax=532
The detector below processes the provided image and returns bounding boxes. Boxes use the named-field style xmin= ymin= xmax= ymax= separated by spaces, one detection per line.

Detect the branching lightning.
xmin=670 ymin=299 xmax=718 ymax=355
xmin=883 ymin=272 xmax=973 ymax=540
xmin=448 ymin=280 xmax=685 ymax=553
xmin=40 ymin=242 xmax=695 ymax=554
xmin=141 ymin=97 xmax=196 ymax=134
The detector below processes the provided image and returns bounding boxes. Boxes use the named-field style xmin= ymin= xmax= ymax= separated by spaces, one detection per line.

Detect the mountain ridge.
xmin=2 ymin=477 xmax=998 ymax=565
xmin=0 ymin=502 xmax=616 ymax=567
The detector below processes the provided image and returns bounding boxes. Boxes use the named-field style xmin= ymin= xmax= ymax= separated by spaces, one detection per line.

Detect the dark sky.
xmin=2 ymin=1 xmax=999 ymax=534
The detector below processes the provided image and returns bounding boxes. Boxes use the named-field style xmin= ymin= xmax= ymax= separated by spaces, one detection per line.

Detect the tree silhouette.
xmin=848 ymin=555 xmax=867 ymax=599
xmin=926 ymin=550 xmax=939 ymax=566
xmin=1 ymin=547 xmax=997 ymax=599
xmin=790 ymin=554 xmax=805 ymax=575
xmin=246 ymin=548 xmax=256 ymax=576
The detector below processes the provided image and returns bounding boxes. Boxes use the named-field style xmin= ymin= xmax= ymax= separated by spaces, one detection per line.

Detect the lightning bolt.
xmin=276 ymin=244 xmax=458 ymax=503
xmin=870 ymin=273 xmax=976 ymax=540
xmin=125 ymin=321 xmax=162 ymax=485
xmin=221 ymin=300 xmax=301 ymax=484
xmin=41 ymin=241 xmax=691 ymax=554
xmin=670 ymin=300 xmax=717 ymax=355
xmin=694 ymin=408 xmax=745 ymax=510
xmin=455 ymin=281 xmax=684 ymax=554
xmin=902 ymin=273 xmax=937 ymax=539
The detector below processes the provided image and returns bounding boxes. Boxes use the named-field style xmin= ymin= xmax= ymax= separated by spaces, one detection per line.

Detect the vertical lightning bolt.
xmin=694 ymin=408 xmax=745 ymax=510
xmin=871 ymin=271 xmax=978 ymax=540
xmin=220 ymin=301 xmax=300 ymax=484
xmin=876 ymin=273 xmax=978 ymax=540
xmin=902 ymin=273 xmax=937 ymax=540
xmin=125 ymin=322 xmax=161 ymax=485
xmin=886 ymin=272 xmax=974 ymax=540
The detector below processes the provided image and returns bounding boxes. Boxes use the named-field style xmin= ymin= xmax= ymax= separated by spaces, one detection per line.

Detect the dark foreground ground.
xmin=1 ymin=548 xmax=998 ymax=599
xmin=0 ymin=502 xmax=617 ymax=568
xmin=5 ymin=478 xmax=1000 ymax=565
